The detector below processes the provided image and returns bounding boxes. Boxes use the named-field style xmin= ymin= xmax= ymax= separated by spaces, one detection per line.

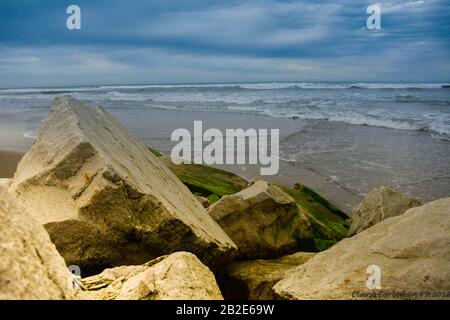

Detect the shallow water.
xmin=280 ymin=120 xmax=450 ymax=202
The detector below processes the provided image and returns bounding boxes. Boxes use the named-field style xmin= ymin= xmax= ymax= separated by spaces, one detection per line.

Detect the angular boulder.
xmin=349 ymin=186 xmax=421 ymax=236
xmin=0 ymin=186 xmax=75 ymax=300
xmin=273 ymin=198 xmax=450 ymax=300
xmin=80 ymin=252 xmax=223 ymax=300
xmin=207 ymin=180 xmax=315 ymax=259
xmin=219 ymin=252 xmax=315 ymax=300
xmin=10 ymin=96 xmax=236 ymax=275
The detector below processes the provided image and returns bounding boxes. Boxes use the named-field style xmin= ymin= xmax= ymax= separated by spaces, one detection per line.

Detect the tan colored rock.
xmin=247 ymin=176 xmax=263 ymax=187
xmin=0 ymin=178 xmax=12 ymax=188
xmin=80 ymin=252 xmax=223 ymax=300
xmin=220 ymin=252 xmax=315 ymax=300
xmin=10 ymin=96 xmax=236 ymax=275
xmin=0 ymin=186 xmax=75 ymax=300
xmin=195 ymin=195 xmax=210 ymax=208
xmin=207 ymin=180 xmax=314 ymax=259
xmin=349 ymin=186 xmax=421 ymax=236
xmin=273 ymin=198 xmax=450 ymax=300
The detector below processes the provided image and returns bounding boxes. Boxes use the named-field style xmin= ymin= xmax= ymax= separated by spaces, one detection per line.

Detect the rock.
xmin=44 ymin=220 xmax=155 ymax=276
xmin=219 ymin=252 xmax=315 ymax=300
xmin=349 ymin=186 xmax=421 ymax=236
xmin=10 ymin=96 xmax=236 ymax=275
xmin=80 ymin=252 xmax=223 ymax=300
xmin=0 ymin=186 xmax=75 ymax=300
xmin=278 ymin=183 xmax=349 ymax=251
xmin=207 ymin=180 xmax=316 ymax=259
xmin=273 ymin=198 xmax=450 ymax=300
xmin=247 ymin=176 xmax=263 ymax=187
xmin=0 ymin=178 xmax=12 ymax=188
xmin=161 ymin=155 xmax=248 ymax=199
xmin=195 ymin=195 xmax=210 ymax=208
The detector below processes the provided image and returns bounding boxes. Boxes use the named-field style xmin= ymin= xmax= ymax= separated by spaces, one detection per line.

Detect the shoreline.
xmin=3 ymin=106 xmax=448 ymax=216
xmin=0 ymin=148 xmax=361 ymax=215
xmin=212 ymin=160 xmax=361 ymax=215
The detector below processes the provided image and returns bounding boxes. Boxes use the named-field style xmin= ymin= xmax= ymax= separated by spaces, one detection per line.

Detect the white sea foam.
xmin=0 ymin=82 xmax=448 ymax=137
xmin=1 ymin=82 xmax=447 ymax=94
xmin=23 ymin=131 xmax=37 ymax=139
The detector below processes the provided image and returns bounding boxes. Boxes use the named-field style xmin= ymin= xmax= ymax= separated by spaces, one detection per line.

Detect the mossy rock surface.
xmin=277 ymin=183 xmax=350 ymax=251
xmin=148 ymin=146 xmax=348 ymax=251
xmin=148 ymin=147 xmax=247 ymax=198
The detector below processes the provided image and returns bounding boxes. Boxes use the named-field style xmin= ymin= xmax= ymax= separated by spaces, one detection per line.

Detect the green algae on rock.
xmin=160 ymin=155 xmax=248 ymax=198
xmin=276 ymin=183 xmax=349 ymax=251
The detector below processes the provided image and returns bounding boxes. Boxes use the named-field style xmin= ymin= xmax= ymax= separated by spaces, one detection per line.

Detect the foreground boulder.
xmin=10 ymin=96 xmax=236 ymax=275
xmin=273 ymin=198 xmax=450 ymax=299
xmin=207 ymin=180 xmax=315 ymax=259
xmin=349 ymin=186 xmax=421 ymax=236
xmin=0 ymin=186 xmax=75 ymax=299
xmin=80 ymin=252 xmax=223 ymax=300
xmin=219 ymin=252 xmax=315 ymax=300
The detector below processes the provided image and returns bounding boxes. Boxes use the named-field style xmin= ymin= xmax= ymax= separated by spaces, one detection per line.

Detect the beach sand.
xmin=0 ymin=150 xmax=22 ymax=178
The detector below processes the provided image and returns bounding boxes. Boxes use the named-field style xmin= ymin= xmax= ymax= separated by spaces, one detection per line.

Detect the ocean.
xmin=1 ymin=82 xmax=449 ymax=208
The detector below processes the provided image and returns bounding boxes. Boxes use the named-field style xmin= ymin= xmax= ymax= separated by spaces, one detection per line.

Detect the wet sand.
xmin=0 ymin=150 xmax=22 ymax=178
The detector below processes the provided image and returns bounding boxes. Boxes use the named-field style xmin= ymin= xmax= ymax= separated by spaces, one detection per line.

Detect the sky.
xmin=0 ymin=0 xmax=449 ymax=87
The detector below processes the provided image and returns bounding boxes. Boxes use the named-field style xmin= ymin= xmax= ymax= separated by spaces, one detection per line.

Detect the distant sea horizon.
xmin=1 ymin=80 xmax=449 ymax=90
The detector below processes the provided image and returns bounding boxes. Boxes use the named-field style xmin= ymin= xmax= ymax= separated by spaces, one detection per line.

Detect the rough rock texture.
xmin=0 ymin=178 xmax=12 ymax=189
xmin=207 ymin=180 xmax=315 ymax=259
xmin=219 ymin=252 xmax=315 ymax=300
xmin=273 ymin=198 xmax=450 ymax=300
xmin=349 ymin=186 xmax=421 ymax=236
xmin=80 ymin=252 xmax=223 ymax=300
xmin=278 ymin=183 xmax=349 ymax=251
xmin=0 ymin=186 xmax=75 ymax=300
xmin=10 ymin=96 xmax=236 ymax=275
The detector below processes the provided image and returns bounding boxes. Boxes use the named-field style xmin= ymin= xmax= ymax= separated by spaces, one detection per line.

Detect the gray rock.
xmin=80 ymin=252 xmax=223 ymax=300
xmin=0 ymin=186 xmax=75 ymax=299
xmin=273 ymin=198 xmax=450 ymax=300
xmin=349 ymin=186 xmax=421 ymax=236
xmin=207 ymin=180 xmax=314 ymax=259
xmin=10 ymin=96 xmax=236 ymax=275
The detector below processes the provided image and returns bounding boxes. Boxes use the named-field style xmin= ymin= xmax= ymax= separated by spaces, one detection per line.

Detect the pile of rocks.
xmin=1 ymin=97 xmax=448 ymax=300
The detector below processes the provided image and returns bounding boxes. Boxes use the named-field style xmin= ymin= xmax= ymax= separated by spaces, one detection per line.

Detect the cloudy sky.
xmin=0 ymin=0 xmax=448 ymax=87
